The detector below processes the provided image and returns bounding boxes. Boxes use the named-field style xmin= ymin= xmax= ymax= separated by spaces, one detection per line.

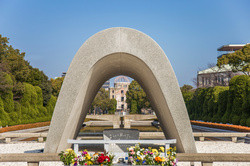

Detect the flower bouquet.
xmin=127 ymin=144 xmax=177 ymax=165
xmin=59 ymin=149 xmax=114 ymax=166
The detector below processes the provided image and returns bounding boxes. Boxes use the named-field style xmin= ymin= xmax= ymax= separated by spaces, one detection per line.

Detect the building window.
xmin=121 ymin=104 xmax=124 ymax=109
xmin=123 ymin=85 xmax=127 ymax=88
xmin=121 ymin=90 xmax=124 ymax=94
xmin=112 ymin=90 xmax=114 ymax=93
xmin=202 ymin=77 xmax=204 ymax=86
xmin=112 ymin=95 xmax=114 ymax=99
xmin=121 ymin=97 xmax=124 ymax=101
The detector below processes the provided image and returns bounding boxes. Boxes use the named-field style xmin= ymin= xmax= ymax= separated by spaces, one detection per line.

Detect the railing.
xmin=0 ymin=133 xmax=47 ymax=143
xmin=1 ymin=132 xmax=250 ymax=143
xmin=67 ymin=139 xmax=176 ymax=156
xmin=1 ymin=153 xmax=250 ymax=166
xmin=193 ymin=132 xmax=249 ymax=142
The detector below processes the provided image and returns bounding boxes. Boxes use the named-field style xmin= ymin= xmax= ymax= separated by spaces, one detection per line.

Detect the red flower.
xmin=97 ymin=154 xmax=110 ymax=163
xmin=97 ymin=154 xmax=105 ymax=163
xmin=105 ymin=156 xmax=110 ymax=162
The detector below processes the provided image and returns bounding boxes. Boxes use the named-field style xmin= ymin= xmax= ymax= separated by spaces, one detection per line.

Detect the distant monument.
xmin=45 ymin=27 xmax=197 ymax=153
xmin=109 ymin=76 xmax=130 ymax=112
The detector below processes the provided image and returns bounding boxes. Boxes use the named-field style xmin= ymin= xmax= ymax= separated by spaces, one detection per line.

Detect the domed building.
xmin=109 ymin=76 xmax=130 ymax=112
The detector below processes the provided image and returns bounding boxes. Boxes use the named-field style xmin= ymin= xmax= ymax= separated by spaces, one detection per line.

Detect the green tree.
xmin=107 ymin=98 xmax=117 ymax=114
xmin=126 ymin=80 xmax=150 ymax=114
xmin=0 ymin=97 xmax=11 ymax=126
xmin=180 ymin=84 xmax=194 ymax=102
xmin=217 ymin=44 xmax=250 ymax=75
xmin=91 ymin=88 xmax=117 ymax=114
xmin=51 ymin=77 xmax=64 ymax=97
xmin=0 ymin=34 xmax=56 ymax=126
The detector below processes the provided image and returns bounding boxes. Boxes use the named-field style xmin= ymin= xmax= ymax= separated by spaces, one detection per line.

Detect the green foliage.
xmin=107 ymin=98 xmax=117 ymax=114
xmin=51 ymin=77 xmax=64 ymax=97
xmin=130 ymin=100 xmax=138 ymax=114
xmin=213 ymin=88 xmax=229 ymax=122
xmin=0 ymin=34 xmax=56 ymax=126
xmin=246 ymin=118 xmax=250 ymax=127
xmin=0 ymin=73 xmax=15 ymax=113
xmin=46 ymin=95 xmax=57 ymax=115
xmin=126 ymin=80 xmax=150 ymax=114
xmin=184 ymin=75 xmax=250 ymax=126
xmin=217 ymin=44 xmax=250 ymax=75
xmin=0 ymin=72 xmax=13 ymax=94
xmin=91 ymin=88 xmax=117 ymax=114
xmin=0 ymin=97 xmax=10 ymax=126
xmin=180 ymin=84 xmax=194 ymax=102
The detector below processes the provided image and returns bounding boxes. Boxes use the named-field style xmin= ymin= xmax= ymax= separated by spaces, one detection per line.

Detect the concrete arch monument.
xmin=45 ymin=27 xmax=197 ymax=153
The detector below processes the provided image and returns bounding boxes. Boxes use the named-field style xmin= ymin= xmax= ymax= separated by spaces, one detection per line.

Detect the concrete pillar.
xmin=5 ymin=137 xmax=11 ymax=143
xmin=38 ymin=137 xmax=44 ymax=142
xmin=124 ymin=117 xmax=131 ymax=129
xmin=199 ymin=137 xmax=205 ymax=141
xmin=232 ymin=137 xmax=237 ymax=143
xmin=112 ymin=115 xmax=121 ymax=128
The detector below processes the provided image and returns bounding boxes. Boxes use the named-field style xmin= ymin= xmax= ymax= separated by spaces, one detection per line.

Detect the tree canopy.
xmin=51 ymin=77 xmax=64 ymax=97
xmin=0 ymin=34 xmax=56 ymax=126
xmin=91 ymin=88 xmax=117 ymax=114
xmin=126 ymin=80 xmax=150 ymax=114
xmin=217 ymin=44 xmax=250 ymax=75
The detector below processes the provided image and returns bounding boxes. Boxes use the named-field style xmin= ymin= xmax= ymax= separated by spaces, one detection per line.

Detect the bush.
xmin=46 ymin=95 xmax=57 ymax=115
xmin=0 ymin=97 xmax=11 ymax=127
xmin=184 ymin=75 xmax=250 ymax=127
xmin=246 ymin=118 xmax=250 ymax=127
xmin=232 ymin=115 xmax=241 ymax=125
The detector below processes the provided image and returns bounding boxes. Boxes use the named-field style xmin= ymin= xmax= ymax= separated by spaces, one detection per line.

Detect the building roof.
xmin=217 ymin=44 xmax=247 ymax=51
xmin=114 ymin=76 xmax=130 ymax=83
xmin=198 ymin=64 xmax=232 ymax=74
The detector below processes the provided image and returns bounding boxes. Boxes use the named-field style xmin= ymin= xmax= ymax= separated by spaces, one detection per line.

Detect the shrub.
xmin=0 ymin=97 xmax=10 ymax=127
xmin=232 ymin=115 xmax=241 ymax=125
xmin=246 ymin=118 xmax=250 ymax=127
xmin=46 ymin=95 xmax=56 ymax=115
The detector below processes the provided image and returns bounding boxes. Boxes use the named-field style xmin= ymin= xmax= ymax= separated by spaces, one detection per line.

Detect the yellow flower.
xmin=86 ymin=154 xmax=91 ymax=160
xmin=87 ymin=161 xmax=93 ymax=165
xmin=152 ymin=149 xmax=158 ymax=154
xmin=66 ymin=148 xmax=73 ymax=152
xmin=159 ymin=147 xmax=164 ymax=152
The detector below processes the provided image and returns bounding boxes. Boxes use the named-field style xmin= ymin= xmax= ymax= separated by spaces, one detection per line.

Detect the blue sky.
xmin=0 ymin=0 xmax=250 ymax=87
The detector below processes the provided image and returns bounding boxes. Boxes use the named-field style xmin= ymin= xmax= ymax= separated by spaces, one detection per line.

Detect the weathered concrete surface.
xmin=44 ymin=27 xmax=196 ymax=153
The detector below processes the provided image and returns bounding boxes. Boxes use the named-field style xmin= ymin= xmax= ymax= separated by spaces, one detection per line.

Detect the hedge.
xmin=0 ymin=82 xmax=56 ymax=127
xmin=186 ymin=75 xmax=250 ymax=127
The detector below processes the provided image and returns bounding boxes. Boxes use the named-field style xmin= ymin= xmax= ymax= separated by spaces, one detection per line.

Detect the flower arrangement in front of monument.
xmin=59 ymin=148 xmax=114 ymax=166
xmin=127 ymin=144 xmax=177 ymax=165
